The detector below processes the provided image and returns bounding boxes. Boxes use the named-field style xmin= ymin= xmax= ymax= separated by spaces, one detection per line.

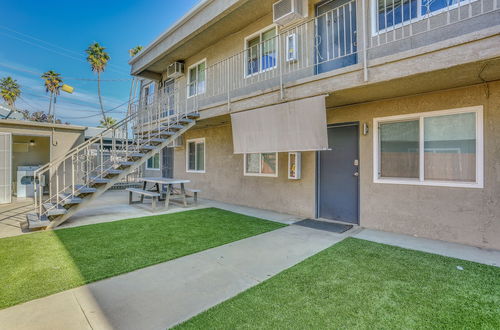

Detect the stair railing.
xmin=33 ymin=85 xmax=197 ymax=219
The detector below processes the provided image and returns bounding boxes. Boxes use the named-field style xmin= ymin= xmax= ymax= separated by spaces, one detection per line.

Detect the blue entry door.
xmin=318 ymin=124 xmax=359 ymax=224
xmin=315 ymin=0 xmax=358 ymax=74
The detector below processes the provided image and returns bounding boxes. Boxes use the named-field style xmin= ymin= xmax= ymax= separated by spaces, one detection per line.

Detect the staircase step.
xmin=127 ymin=152 xmax=146 ymax=158
xmin=186 ymin=112 xmax=200 ymax=119
xmin=179 ymin=118 xmax=194 ymax=124
xmin=74 ymin=185 xmax=97 ymax=195
xmin=89 ymin=177 xmax=111 ymax=184
xmin=154 ymin=131 xmax=175 ymax=137
xmin=139 ymin=138 xmax=167 ymax=144
xmin=138 ymin=145 xmax=156 ymax=151
xmin=117 ymin=161 xmax=135 ymax=167
xmin=104 ymin=169 xmax=123 ymax=176
xmin=26 ymin=213 xmax=50 ymax=229
xmin=58 ymin=194 xmax=83 ymax=205
xmin=163 ymin=124 xmax=184 ymax=130
xmin=43 ymin=203 xmax=67 ymax=216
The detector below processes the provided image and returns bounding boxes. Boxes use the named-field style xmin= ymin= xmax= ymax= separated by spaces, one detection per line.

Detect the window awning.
xmin=231 ymin=95 xmax=329 ymax=154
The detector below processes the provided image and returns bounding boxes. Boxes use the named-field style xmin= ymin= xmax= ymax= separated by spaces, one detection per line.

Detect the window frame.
xmin=186 ymin=138 xmax=206 ymax=173
xmin=243 ymin=25 xmax=278 ymax=78
xmin=243 ymin=152 xmax=279 ymax=177
xmin=373 ymin=106 xmax=483 ymax=188
xmin=143 ymin=81 xmax=155 ymax=106
xmin=187 ymin=59 xmax=207 ymax=98
xmin=146 ymin=152 xmax=161 ymax=170
xmin=370 ymin=0 xmax=479 ymax=36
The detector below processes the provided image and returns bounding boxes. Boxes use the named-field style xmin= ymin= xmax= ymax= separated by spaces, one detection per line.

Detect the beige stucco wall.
xmin=174 ymin=81 xmax=499 ymax=249
xmin=327 ymin=81 xmax=500 ymax=250
xmin=173 ymin=124 xmax=316 ymax=217
xmin=0 ymin=122 xmax=85 ymax=196
xmin=0 ymin=122 xmax=85 ymax=162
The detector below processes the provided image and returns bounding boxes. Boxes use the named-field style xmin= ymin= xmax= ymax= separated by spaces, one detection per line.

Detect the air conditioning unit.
xmin=169 ymin=135 xmax=184 ymax=148
xmin=167 ymin=62 xmax=184 ymax=79
xmin=273 ymin=0 xmax=306 ymax=26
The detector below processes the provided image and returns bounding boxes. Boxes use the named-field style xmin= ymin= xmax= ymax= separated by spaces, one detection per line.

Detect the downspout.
xmin=362 ymin=0 xmax=369 ymax=82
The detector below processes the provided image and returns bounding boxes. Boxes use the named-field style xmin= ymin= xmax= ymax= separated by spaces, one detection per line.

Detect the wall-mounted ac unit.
xmin=273 ymin=0 xmax=306 ymax=26
xmin=167 ymin=62 xmax=184 ymax=79
xmin=169 ymin=135 xmax=184 ymax=148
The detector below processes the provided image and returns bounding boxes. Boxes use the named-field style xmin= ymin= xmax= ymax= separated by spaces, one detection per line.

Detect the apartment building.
xmin=129 ymin=0 xmax=500 ymax=249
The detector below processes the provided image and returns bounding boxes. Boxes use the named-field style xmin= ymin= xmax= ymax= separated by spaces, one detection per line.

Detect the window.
xmin=186 ymin=138 xmax=205 ymax=172
xmin=143 ymin=82 xmax=155 ymax=105
xmin=373 ymin=106 xmax=483 ymax=188
xmin=147 ymin=153 xmax=160 ymax=170
xmin=245 ymin=27 xmax=277 ymax=76
xmin=187 ymin=60 xmax=206 ymax=97
xmin=373 ymin=0 xmax=472 ymax=33
xmin=161 ymin=79 xmax=175 ymax=117
xmin=244 ymin=153 xmax=278 ymax=177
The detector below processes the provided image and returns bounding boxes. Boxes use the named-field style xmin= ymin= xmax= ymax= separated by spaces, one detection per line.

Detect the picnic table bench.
xmin=186 ymin=188 xmax=201 ymax=204
xmin=126 ymin=188 xmax=161 ymax=210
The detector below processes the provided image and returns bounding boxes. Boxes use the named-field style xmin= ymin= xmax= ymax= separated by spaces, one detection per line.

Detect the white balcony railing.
xmin=139 ymin=0 xmax=499 ymax=116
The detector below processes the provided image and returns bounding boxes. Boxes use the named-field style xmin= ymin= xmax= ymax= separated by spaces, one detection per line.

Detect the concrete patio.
xmin=0 ymin=190 xmax=302 ymax=239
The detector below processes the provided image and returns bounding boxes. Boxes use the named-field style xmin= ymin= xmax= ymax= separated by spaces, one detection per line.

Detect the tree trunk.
xmin=52 ymin=94 xmax=57 ymax=123
xmin=97 ymin=71 xmax=106 ymax=123
xmin=48 ymin=93 xmax=53 ymax=117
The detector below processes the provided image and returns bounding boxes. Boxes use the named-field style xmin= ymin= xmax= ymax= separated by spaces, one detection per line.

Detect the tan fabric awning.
xmin=231 ymin=95 xmax=329 ymax=154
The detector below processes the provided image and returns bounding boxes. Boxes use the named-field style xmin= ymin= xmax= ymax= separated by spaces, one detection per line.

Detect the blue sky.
xmin=0 ymin=0 xmax=200 ymax=126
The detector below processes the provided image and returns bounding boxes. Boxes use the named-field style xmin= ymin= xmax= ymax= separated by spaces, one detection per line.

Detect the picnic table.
xmin=139 ymin=177 xmax=191 ymax=209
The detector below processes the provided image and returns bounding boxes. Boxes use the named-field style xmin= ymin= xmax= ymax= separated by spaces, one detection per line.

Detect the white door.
xmin=0 ymin=132 xmax=12 ymax=204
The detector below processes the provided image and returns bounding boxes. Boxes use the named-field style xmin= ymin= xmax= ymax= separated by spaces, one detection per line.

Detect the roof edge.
xmin=0 ymin=118 xmax=87 ymax=131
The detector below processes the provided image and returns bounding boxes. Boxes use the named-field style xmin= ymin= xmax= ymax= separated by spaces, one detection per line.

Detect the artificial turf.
xmin=0 ymin=207 xmax=285 ymax=310
xmin=176 ymin=238 xmax=500 ymax=329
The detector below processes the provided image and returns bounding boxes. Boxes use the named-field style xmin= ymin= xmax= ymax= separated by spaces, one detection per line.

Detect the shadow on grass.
xmin=0 ymin=207 xmax=285 ymax=310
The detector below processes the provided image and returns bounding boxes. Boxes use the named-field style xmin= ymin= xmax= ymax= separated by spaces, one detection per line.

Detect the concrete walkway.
xmin=0 ymin=224 xmax=351 ymax=330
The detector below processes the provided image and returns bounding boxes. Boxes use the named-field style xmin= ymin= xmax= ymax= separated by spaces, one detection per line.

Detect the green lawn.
xmin=176 ymin=238 xmax=500 ymax=329
xmin=0 ymin=207 xmax=285 ymax=310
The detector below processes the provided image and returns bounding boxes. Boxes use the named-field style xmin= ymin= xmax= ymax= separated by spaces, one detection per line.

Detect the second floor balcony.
xmin=131 ymin=0 xmax=500 ymax=120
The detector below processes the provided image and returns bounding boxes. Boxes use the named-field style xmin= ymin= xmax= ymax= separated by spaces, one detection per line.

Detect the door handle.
xmin=353 ymin=172 xmax=359 ymax=177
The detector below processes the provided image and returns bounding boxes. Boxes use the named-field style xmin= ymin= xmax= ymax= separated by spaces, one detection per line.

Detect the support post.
xmin=362 ymin=0 xmax=369 ymax=82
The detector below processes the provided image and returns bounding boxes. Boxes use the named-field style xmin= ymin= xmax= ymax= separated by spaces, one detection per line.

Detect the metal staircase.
xmin=26 ymin=96 xmax=199 ymax=230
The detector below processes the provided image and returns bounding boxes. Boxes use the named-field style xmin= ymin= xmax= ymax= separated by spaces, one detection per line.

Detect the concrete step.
xmin=26 ymin=213 xmax=50 ymax=229
xmin=42 ymin=203 xmax=67 ymax=216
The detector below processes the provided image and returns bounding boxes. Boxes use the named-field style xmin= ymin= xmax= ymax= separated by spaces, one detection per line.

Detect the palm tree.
xmin=129 ymin=45 xmax=143 ymax=57
xmin=0 ymin=76 xmax=21 ymax=107
xmin=85 ymin=42 xmax=110 ymax=123
xmin=98 ymin=116 xmax=117 ymax=128
xmin=41 ymin=70 xmax=63 ymax=120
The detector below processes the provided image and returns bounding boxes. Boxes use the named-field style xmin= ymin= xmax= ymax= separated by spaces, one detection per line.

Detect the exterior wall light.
xmin=363 ymin=123 xmax=369 ymax=136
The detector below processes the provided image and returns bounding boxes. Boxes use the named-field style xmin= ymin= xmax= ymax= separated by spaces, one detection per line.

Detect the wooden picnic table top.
xmin=139 ymin=177 xmax=191 ymax=185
